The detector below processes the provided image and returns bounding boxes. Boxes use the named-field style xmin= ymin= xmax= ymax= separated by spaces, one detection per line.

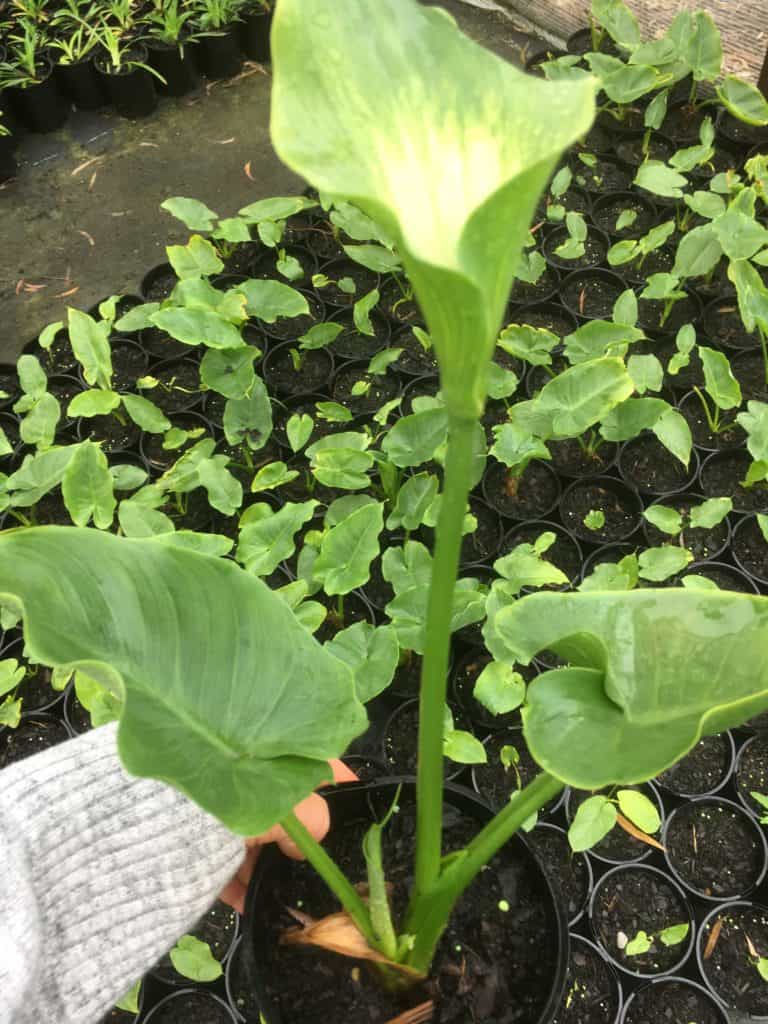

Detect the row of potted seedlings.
xmin=6 ymin=5 xmax=768 ymax=1015
xmin=0 ymin=0 xmax=273 ymax=181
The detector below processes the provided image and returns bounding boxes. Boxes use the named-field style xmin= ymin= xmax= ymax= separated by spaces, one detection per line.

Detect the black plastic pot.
xmin=383 ymin=698 xmax=472 ymax=783
xmin=96 ymin=48 xmax=158 ymax=119
xmin=612 ymin=130 xmax=675 ymax=168
xmin=511 ymin=300 xmax=579 ymax=341
xmin=262 ymin=341 xmax=334 ymax=399
xmin=482 ymin=459 xmax=562 ymax=523
xmin=699 ymin=450 xmax=768 ymax=515
xmin=139 ymin=411 xmax=212 ymax=473
xmin=635 ymin=287 xmax=703 ymax=337
xmin=451 ymin=650 xmax=529 ymax=733
xmin=733 ymin=515 xmax=768 ymax=587
xmin=591 ymin=190 xmax=658 ymax=239
xmin=527 ymin=824 xmax=594 ymax=929
xmin=148 ymin=40 xmax=200 ymax=97
xmin=242 ymin=778 xmax=569 ymax=1024
xmin=198 ymin=26 xmax=243 ymax=80
xmin=63 ymin=679 xmax=92 ymax=736
xmin=681 ymin=559 xmax=760 ymax=595
xmin=566 ymin=26 xmax=619 ymax=56
xmin=559 ymin=934 xmax=623 ymax=1023
xmin=567 ymin=782 xmax=664 ymax=867
xmin=656 ymin=731 xmax=736 ymax=799
xmin=151 ymin=900 xmax=239 ymax=987
xmin=331 ymin=360 xmax=399 ymax=418
xmin=569 ymin=154 xmax=633 ymax=194
xmin=735 ymin=735 xmax=768 ymax=821
xmin=703 ymin=295 xmax=761 ymax=352
xmin=503 ymin=519 xmax=584 ymax=588
xmin=560 ymin=266 xmax=628 ymax=321
xmin=542 ymin=225 xmax=610 ymax=272
xmin=697 ymin=902 xmax=768 ymax=1020
xmin=559 ymin=476 xmax=643 ymax=545
xmin=140 ymin=262 xmax=178 ymax=302
xmin=143 ymin=988 xmax=236 ymax=1024
xmin=55 ymin=58 xmax=106 ymax=111
xmin=677 ymin=389 xmax=746 ymax=454
xmin=619 ymin=435 xmax=700 ymax=498
xmin=0 ymin=131 xmax=17 ymax=181
xmin=641 ymin=492 xmax=731 ymax=563
xmin=525 ymin=46 xmax=569 ymax=77
xmin=716 ymin=109 xmax=768 ymax=152
xmin=620 ymin=976 xmax=727 ymax=1024
xmin=663 ymin=797 xmax=768 ymax=904
xmin=10 ymin=61 xmax=70 ymax=133
xmin=590 ymin=863 xmax=695 ymax=980
xmin=240 ymin=7 xmax=273 ymax=63
xmin=0 ymin=637 xmax=64 ymax=714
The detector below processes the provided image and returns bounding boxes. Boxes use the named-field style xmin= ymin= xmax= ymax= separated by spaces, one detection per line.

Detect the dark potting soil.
xmin=16 ymin=661 xmax=58 ymax=712
xmin=384 ymin=701 xmax=469 ymax=780
xmin=656 ymin=733 xmax=731 ymax=797
xmin=138 ymin=327 xmax=190 ymax=362
xmin=622 ymin=979 xmax=724 ymax=1024
xmin=147 ymin=991 xmax=233 ymax=1024
xmin=473 ymin=730 xmax=561 ymax=815
xmin=591 ymin=868 xmax=691 ymax=975
xmin=314 ymin=591 xmax=373 ymax=646
xmin=548 ymin=439 xmax=617 ymax=478
xmin=79 ymin=415 xmax=142 ymax=454
xmin=203 ymin=391 xmax=226 ymax=428
xmin=379 ymin=278 xmax=423 ymax=326
xmin=140 ymin=414 xmax=210 ymax=472
xmin=149 ymin=362 xmax=203 ymax=414
xmin=512 ymin=307 xmax=577 ymax=338
xmin=483 ymin=461 xmax=559 ymax=520
xmin=736 ymin=736 xmax=768 ymax=817
xmin=0 ymin=716 xmax=70 ymax=767
xmin=39 ymin=333 xmax=79 ymax=375
xmin=682 ymin=563 xmax=756 ymax=594
xmin=271 ymin=397 xmax=351 ymax=451
xmin=460 ymin=500 xmax=502 ymax=566
xmin=251 ymin=794 xmax=560 ymax=1024
xmin=571 ymin=157 xmax=632 ymax=194
xmin=700 ymin=451 xmax=768 ymax=513
xmin=452 ymin=651 xmax=531 ymax=732
xmin=389 ymin=652 xmax=424 ymax=700
xmin=733 ymin=516 xmax=768 ymax=582
xmin=718 ymin=110 xmax=768 ymax=147
xmin=591 ymin=196 xmax=656 ymax=239
xmin=332 ymin=367 xmax=400 ymax=417
xmin=48 ymin=374 xmax=85 ymax=410
xmin=703 ymin=301 xmax=758 ymax=351
xmin=153 ymin=900 xmax=237 ymax=984
xmin=226 ymin=941 xmax=261 ymax=1022
xmin=263 ymin=294 xmax=325 ymax=342
xmin=545 ymin=231 xmax=608 ymax=272
xmin=678 ymin=395 xmax=745 ymax=452
xmin=613 ymin=133 xmax=674 ymax=167
xmin=636 ymin=295 xmax=699 ymax=336
xmin=559 ymin=481 xmax=640 ymax=544
xmin=623 ymin=243 xmax=675 ymax=285
xmin=317 ymin=261 xmax=378 ymax=307
xmin=561 ymin=275 xmax=623 ymax=319
xmin=699 ymin=904 xmax=768 ymax=1016
xmin=620 ymin=435 xmax=693 ymax=495
xmin=503 ymin=523 xmax=581 ymax=584
xmin=509 ymin=264 xmax=560 ymax=305
xmin=732 ymin=351 xmax=768 ymax=402
xmin=99 ymin=1006 xmax=136 ymax=1024
xmin=0 ymin=366 xmax=20 ymax=409
xmin=662 ymin=103 xmax=707 ymax=143
xmin=328 ymin=319 xmax=388 ymax=361
xmin=552 ymin=940 xmax=620 ymax=1024
xmin=0 ymin=413 xmax=20 ymax=446
xmin=143 ymin=267 xmax=178 ymax=302
xmin=111 ymin=342 xmax=148 ymax=388
xmin=526 ymin=827 xmax=590 ymax=926
xmin=568 ymin=786 xmax=660 ymax=863
xmin=643 ymin=496 xmax=729 ymax=562
xmin=32 ymin=490 xmax=72 ymax=526
xmin=265 ymin=348 xmax=332 ymax=397
xmin=250 ymin=247 xmax=315 ymax=285
xmin=361 ymin=552 xmax=395 ymax=612
xmin=665 ymin=801 xmax=764 ymax=900
xmin=65 ymin=687 xmax=92 ymax=734
xmin=392 ymin=328 xmax=439 ymax=377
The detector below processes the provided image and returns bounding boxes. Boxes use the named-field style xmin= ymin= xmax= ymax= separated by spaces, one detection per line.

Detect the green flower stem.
xmin=280 ymin=810 xmax=378 ymax=947
xmin=412 ymin=414 xmax=478 ymax=901
xmin=404 ymin=771 xmax=565 ymax=973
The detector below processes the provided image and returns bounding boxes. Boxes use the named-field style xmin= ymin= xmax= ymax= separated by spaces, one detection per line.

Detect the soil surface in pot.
xmin=332 ymin=367 xmax=399 ymax=417
xmin=682 ymin=563 xmax=756 ymax=594
xmin=552 ymin=941 xmax=620 ymax=1024
xmin=622 ymin=979 xmax=724 ymax=1024
xmin=512 ymin=307 xmax=577 ymax=338
xmin=732 ymin=352 xmax=768 ymax=401
xmin=143 ymin=267 xmax=178 ymax=302
xmin=314 ymin=591 xmax=372 ymax=645
xmin=250 ymin=793 xmax=561 ymax=1023
xmin=452 ymin=651 xmax=528 ymax=732
xmin=733 ymin=516 xmax=768 ymax=582
xmin=592 ymin=195 xmax=656 ymax=239
xmin=483 ymin=461 xmax=559 ymax=521
xmin=79 ymin=415 xmax=142 ymax=454
xmin=473 ymin=730 xmax=561 ymax=815
xmin=678 ymin=396 xmax=745 ymax=451
xmin=620 ymin=436 xmax=693 ymax=494
xmin=636 ymin=295 xmax=699 ymax=336
xmin=329 ymin=319 xmax=388 ymax=361
xmin=384 ymin=701 xmax=468 ymax=780
xmin=149 ymin=361 xmax=202 ymax=414
xmin=643 ymin=496 xmax=729 ymax=562
xmin=736 ymin=736 xmax=768 ymax=817
xmin=656 ymin=733 xmax=731 ymax=797
xmin=613 ymin=133 xmax=673 ymax=167
xmin=148 ymin=991 xmax=232 ymax=1024
xmin=592 ymin=869 xmax=691 ymax=975
xmin=266 ymin=348 xmax=332 ymax=397
xmin=14 ymin=661 xmax=57 ymax=712
xmin=623 ymin=244 xmax=675 ymax=285
xmin=699 ymin=904 xmax=768 ymax=1016
xmin=666 ymin=801 xmax=764 ymax=900
xmin=392 ymin=329 xmax=439 ymax=377
xmin=527 ymin=827 xmax=590 ymax=927
xmin=571 ymin=157 xmax=631 ymax=193
xmin=549 ymin=438 xmax=616 ymax=478
xmin=153 ymin=900 xmax=237 ymax=984
xmin=317 ymin=262 xmax=378 ymax=307
xmin=545 ymin=232 xmax=607 ymax=272
xmin=509 ymin=264 xmax=560 ymax=305
xmin=264 ymin=295 xmax=325 ymax=342
xmin=0 ymin=716 xmax=69 ymax=767
xmin=460 ymin=500 xmax=502 ymax=566
xmin=111 ymin=342 xmax=148 ymax=388
xmin=569 ymin=786 xmax=659 ymax=863
xmin=503 ymin=523 xmax=581 ymax=584
xmin=704 ymin=302 xmax=757 ymax=351
xmin=561 ymin=274 xmax=623 ymax=319
xmin=700 ymin=452 xmax=768 ymax=513
xmin=560 ymin=481 xmax=639 ymax=544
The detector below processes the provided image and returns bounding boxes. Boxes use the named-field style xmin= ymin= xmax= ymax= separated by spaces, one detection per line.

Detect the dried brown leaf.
xmin=244 ymin=161 xmax=255 ymax=182
xmin=216 ymin=137 xmax=236 ymax=145
xmin=15 ymin=279 xmax=24 ymax=295
xmin=746 ymin=934 xmax=760 ymax=959
xmin=385 ymin=1002 xmax=435 ymax=1024
xmin=88 ymin=171 xmax=98 ymax=192
xmin=703 ymin=918 xmax=723 ymax=960
xmin=71 ymin=157 xmax=102 ymax=178
xmin=54 ymin=286 xmax=79 ymax=299
xmin=139 ymin=142 xmax=159 ymax=148
xmin=615 ymin=813 xmax=665 ymax=852
xmin=77 ymin=230 xmax=95 ymax=247
xmin=280 ymin=911 xmax=421 ymax=978
xmin=23 ymin=283 xmax=46 ymax=293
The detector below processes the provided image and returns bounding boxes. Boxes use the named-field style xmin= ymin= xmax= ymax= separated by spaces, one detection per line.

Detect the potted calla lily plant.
xmin=3 ymin=1 xmax=768 ymax=1021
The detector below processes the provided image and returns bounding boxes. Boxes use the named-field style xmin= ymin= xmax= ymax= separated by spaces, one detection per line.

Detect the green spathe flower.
xmin=270 ymin=0 xmax=596 ymax=418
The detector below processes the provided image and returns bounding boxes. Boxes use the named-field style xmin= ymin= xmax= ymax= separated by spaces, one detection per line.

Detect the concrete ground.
xmin=0 ymin=1 xmax=535 ymax=364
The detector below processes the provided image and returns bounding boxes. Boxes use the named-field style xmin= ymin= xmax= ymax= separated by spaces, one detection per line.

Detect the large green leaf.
xmin=68 ymin=309 xmax=112 ymax=391
xmin=150 ymin=309 xmax=243 ymax=350
xmin=271 ymin=0 xmax=595 ymax=417
xmin=491 ymin=590 xmax=768 ymax=787
xmin=0 ymin=527 xmax=367 ymax=834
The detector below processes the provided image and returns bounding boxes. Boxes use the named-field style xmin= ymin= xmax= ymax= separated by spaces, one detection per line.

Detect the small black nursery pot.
xmin=198 ymin=26 xmax=243 ymax=80
xmin=641 ymin=492 xmax=732 ymax=563
xmin=559 ymin=476 xmax=643 ymax=545
xmin=567 ymin=784 xmax=665 ymax=867
xmin=569 ymin=154 xmax=632 ymax=194
xmin=542 ymin=225 xmax=610 ymax=272
xmin=697 ymin=902 xmax=768 ymax=1020
xmin=471 ymin=729 xmax=566 ymax=817
xmin=681 ymin=560 xmax=759 ymax=595
xmin=451 ymin=650 xmax=531 ymax=733
xmin=143 ymin=988 xmax=236 ymax=1024
xmin=151 ymin=900 xmax=239 ymax=987
xmin=663 ymin=798 xmax=768 ymax=904
xmin=502 ymin=519 xmax=583 ymax=589
xmin=383 ymin=698 xmax=471 ymax=783
xmin=620 ymin=977 xmax=727 ymax=1024
xmin=11 ymin=63 xmax=70 ymax=133
xmin=508 ymin=263 xmax=561 ymax=307
xmin=554 ymin=934 xmax=623 ymax=1024
xmin=590 ymin=864 xmax=695 ymax=980
xmin=63 ymin=679 xmax=92 ymax=736
xmin=243 ymin=779 xmax=569 ymax=1024
xmin=141 ymin=262 xmax=178 ymax=302
xmin=591 ymin=190 xmax=657 ymax=239
xmin=0 ymin=637 xmax=63 ymax=714
xmin=655 ymin=731 xmax=735 ymax=799
xmin=703 ymin=296 xmax=762 ymax=353
xmin=612 ymin=130 xmax=674 ymax=168
xmin=262 ymin=343 xmax=335 ymax=399
xmin=526 ymin=825 xmax=594 ymax=929
xmin=560 ymin=267 xmax=627 ymax=321
xmin=509 ymin=300 xmax=579 ymax=340
xmin=699 ymin=450 xmax=768 ymax=515
xmin=56 ymin=59 xmax=106 ymax=111
xmin=733 ymin=515 xmax=768 ymax=587
xmin=317 ymin=256 xmax=380 ymax=309
xmin=677 ymin=389 xmax=746 ymax=454
xmin=619 ymin=435 xmax=700 ymax=498
xmin=96 ymin=47 xmax=158 ymax=119
xmin=735 ymin=735 xmax=768 ymax=821
xmin=482 ymin=460 xmax=561 ymax=523
xmin=240 ymin=6 xmax=273 ymax=63
xmin=148 ymin=41 xmax=200 ymax=97
xmin=0 ymin=131 xmax=17 ymax=182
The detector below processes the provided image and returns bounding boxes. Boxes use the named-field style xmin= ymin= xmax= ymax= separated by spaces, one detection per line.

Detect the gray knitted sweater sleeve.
xmin=0 ymin=722 xmax=245 ymax=1024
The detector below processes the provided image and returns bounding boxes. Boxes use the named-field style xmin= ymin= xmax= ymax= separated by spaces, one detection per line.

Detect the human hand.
xmin=219 ymin=759 xmax=358 ymax=914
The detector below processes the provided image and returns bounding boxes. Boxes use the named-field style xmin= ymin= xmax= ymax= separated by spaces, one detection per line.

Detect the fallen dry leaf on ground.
xmin=244 ymin=161 xmax=255 ymax=181
xmin=77 ymin=230 xmax=95 ymax=247
xmin=54 ymin=286 xmax=79 ymax=299
xmin=71 ymin=156 xmax=102 ymax=178
xmin=703 ymin=918 xmax=723 ymax=960
xmin=616 ymin=813 xmax=665 ymax=852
